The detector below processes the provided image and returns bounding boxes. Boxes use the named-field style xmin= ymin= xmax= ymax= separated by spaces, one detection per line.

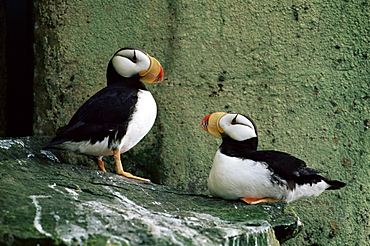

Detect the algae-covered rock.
xmin=0 ymin=137 xmax=301 ymax=245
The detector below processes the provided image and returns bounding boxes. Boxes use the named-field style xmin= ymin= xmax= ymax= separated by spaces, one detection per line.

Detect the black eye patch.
xmin=231 ymin=114 xmax=239 ymax=124
xmin=231 ymin=114 xmax=253 ymax=129
xmin=131 ymin=50 xmax=137 ymax=63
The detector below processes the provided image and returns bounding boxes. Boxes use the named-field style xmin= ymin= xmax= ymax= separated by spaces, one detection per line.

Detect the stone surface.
xmin=0 ymin=137 xmax=301 ymax=245
xmin=31 ymin=0 xmax=369 ymax=245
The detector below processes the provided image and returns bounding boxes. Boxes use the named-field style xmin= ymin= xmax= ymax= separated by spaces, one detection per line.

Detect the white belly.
xmin=285 ymin=180 xmax=330 ymax=202
xmin=117 ymin=89 xmax=157 ymax=153
xmin=208 ymin=150 xmax=283 ymax=200
xmin=207 ymin=150 xmax=331 ymax=202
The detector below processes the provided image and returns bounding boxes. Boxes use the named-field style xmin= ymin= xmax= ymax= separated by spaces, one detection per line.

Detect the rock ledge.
xmin=0 ymin=137 xmax=301 ymax=246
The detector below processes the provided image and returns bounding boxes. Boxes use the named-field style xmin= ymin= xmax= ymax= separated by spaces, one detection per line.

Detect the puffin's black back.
xmin=45 ymin=83 xmax=139 ymax=147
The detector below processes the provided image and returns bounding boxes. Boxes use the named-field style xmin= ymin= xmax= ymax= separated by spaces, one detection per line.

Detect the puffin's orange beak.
xmin=201 ymin=112 xmax=227 ymax=138
xmin=139 ymin=56 xmax=164 ymax=83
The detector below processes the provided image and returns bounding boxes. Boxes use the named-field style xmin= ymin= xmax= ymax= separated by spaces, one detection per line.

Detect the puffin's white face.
xmin=112 ymin=49 xmax=150 ymax=77
xmin=111 ymin=48 xmax=164 ymax=83
xmin=219 ymin=114 xmax=257 ymax=141
xmin=201 ymin=112 xmax=257 ymax=141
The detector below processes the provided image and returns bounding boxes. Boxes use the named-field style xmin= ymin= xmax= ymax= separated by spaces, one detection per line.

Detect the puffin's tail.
xmin=42 ymin=137 xmax=68 ymax=150
xmin=325 ymin=179 xmax=346 ymax=190
xmin=42 ymin=143 xmax=59 ymax=150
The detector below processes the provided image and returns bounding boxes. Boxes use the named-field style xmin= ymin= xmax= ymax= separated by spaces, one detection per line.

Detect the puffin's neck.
xmin=107 ymin=77 xmax=147 ymax=90
xmin=219 ymin=137 xmax=258 ymax=157
xmin=106 ymin=61 xmax=147 ymax=90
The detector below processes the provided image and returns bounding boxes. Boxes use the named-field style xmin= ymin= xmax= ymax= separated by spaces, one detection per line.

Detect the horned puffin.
xmin=44 ymin=47 xmax=164 ymax=182
xmin=201 ymin=112 xmax=346 ymax=204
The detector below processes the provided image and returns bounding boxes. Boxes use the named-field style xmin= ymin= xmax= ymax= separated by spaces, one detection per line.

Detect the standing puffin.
xmin=44 ymin=47 xmax=164 ymax=182
xmin=201 ymin=112 xmax=346 ymax=204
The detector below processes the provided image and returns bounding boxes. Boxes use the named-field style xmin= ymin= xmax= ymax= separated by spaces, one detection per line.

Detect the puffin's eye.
xmin=231 ymin=114 xmax=239 ymax=124
xmin=231 ymin=115 xmax=253 ymax=129
xmin=131 ymin=50 xmax=137 ymax=63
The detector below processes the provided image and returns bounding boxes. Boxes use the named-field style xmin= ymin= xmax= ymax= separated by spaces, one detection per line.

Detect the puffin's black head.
xmin=106 ymin=47 xmax=164 ymax=85
xmin=201 ymin=112 xmax=258 ymax=140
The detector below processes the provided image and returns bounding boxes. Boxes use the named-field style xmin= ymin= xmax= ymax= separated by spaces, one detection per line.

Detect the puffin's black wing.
xmin=247 ymin=150 xmax=346 ymax=190
xmin=244 ymin=150 xmax=329 ymax=189
xmin=45 ymin=84 xmax=139 ymax=147
xmin=245 ymin=150 xmax=324 ymax=177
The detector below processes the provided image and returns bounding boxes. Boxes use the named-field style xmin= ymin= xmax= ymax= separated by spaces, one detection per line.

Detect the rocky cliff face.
xmin=0 ymin=137 xmax=301 ymax=245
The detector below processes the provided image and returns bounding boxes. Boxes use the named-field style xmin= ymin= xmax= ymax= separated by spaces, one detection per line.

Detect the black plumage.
xmin=45 ymin=82 xmax=142 ymax=149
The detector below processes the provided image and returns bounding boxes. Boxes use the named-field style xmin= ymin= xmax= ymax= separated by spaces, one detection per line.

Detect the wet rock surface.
xmin=0 ymin=137 xmax=301 ymax=245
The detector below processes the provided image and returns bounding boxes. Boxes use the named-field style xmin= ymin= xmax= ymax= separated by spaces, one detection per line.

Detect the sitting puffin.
xmin=44 ymin=47 xmax=164 ymax=182
xmin=201 ymin=112 xmax=346 ymax=204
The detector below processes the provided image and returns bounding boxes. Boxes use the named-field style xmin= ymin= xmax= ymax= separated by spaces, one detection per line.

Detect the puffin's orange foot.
xmin=117 ymin=171 xmax=151 ymax=182
xmin=241 ymin=197 xmax=283 ymax=205
xmin=96 ymin=159 xmax=107 ymax=172
xmin=112 ymin=150 xmax=150 ymax=182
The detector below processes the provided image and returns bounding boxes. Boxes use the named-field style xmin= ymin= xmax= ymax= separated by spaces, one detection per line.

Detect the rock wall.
xmin=0 ymin=1 xmax=6 ymax=136
xmin=32 ymin=1 xmax=369 ymax=245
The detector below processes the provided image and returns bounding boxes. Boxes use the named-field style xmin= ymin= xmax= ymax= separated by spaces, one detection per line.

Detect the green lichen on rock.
xmin=0 ymin=137 xmax=300 ymax=245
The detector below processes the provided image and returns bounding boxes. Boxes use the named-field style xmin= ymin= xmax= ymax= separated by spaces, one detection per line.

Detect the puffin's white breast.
xmin=117 ymin=89 xmax=157 ymax=153
xmin=208 ymin=150 xmax=286 ymax=200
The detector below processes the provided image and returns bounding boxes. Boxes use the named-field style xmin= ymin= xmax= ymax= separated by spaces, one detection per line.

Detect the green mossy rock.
xmin=0 ymin=137 xmax=301 ymax=245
